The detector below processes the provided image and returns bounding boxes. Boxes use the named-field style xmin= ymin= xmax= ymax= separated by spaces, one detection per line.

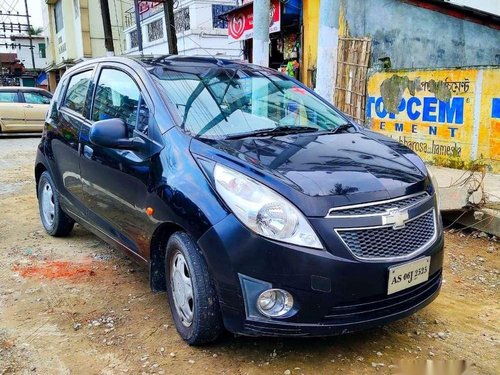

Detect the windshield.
xmin=153 ymin=67 xmax=350 ymax=138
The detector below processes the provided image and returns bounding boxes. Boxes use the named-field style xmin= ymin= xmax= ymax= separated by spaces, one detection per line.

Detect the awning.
xmin=221 ymin=0 xmax=281 ymax=41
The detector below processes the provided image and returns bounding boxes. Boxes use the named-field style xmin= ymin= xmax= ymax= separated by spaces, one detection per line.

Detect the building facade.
xmin=0 ymin=53 xmax=24 ymax=86
xmin=122 ymin=0 xmax=241 ymax=58
xmin=10 ymin=35 xmax=48 ymax=71
xmin=42 ymin=0 xmax=128 ymax=91
xmin=223 ymin=0 xmax=499 ymax=171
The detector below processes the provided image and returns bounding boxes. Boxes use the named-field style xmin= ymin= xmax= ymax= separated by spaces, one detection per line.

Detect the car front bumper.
xmin=197 ymin=213 xmax=444 ymax=337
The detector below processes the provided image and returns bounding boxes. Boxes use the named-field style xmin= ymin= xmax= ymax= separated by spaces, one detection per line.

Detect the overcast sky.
xmin=0 ymin=0 xmax=43 ymax=52
xmin=0 ymin=0 xmax=43 ymax=29
xmin=447 ymin=0 xmax=500 ymax=16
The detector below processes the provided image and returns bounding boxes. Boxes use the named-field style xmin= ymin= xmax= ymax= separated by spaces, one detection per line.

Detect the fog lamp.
xmin=256 ymin=289 xmax=294 ymax=318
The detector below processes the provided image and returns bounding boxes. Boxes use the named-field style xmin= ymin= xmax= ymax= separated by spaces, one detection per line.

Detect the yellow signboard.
xmin=366 ymin=68 xmax=499 ymax=172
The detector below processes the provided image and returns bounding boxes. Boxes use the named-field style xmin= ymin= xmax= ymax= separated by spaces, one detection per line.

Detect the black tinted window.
xmin=92 ymin=69 xmax=140 ymax=137
xmin=0 ymin=92 xmax=18 ymax=103
xmin=63 ymin=70 xmax=92 ymax=115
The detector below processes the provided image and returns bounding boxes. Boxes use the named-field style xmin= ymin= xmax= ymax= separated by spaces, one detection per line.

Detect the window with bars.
xmin=147 ymin=18 xmax=164 ymax=42
xmin=130 ymin=29 xmax=138 ymax=49
xmin=174 ymin=7 xmax=190 ymax=33
xmin=212 ymin=5 xmax=234 ymax=29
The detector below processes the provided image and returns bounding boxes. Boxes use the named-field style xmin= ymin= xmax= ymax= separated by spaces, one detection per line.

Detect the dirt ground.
xmin=0 ymin=138 xmax=498 ymax=375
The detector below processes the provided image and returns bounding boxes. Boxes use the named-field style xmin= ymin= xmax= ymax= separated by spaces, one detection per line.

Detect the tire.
xmin=37 ymin=171 xmax=74 ymax=237
xmin=165 ymin=232 xmax=223 ymax=345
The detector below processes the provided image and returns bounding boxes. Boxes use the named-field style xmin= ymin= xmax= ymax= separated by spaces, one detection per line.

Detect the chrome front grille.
xmin=337 ymin=209 xmax=436 ymax=260
xmin=327 ymin=192 xmax=429 ymax=217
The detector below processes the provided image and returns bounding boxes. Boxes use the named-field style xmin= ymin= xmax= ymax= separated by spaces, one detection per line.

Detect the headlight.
xmin=427 ymin=167 xmax=440 ymax=209
xmin=214 ymin=164 xmax=323 ymax=249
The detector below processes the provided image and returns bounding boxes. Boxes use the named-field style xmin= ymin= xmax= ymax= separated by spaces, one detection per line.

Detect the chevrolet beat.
xmin=35 ymin=56 xmax=444 ymax=345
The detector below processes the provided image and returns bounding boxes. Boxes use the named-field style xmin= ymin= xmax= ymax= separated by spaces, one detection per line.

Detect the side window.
xmin=0 ymin=92 xmax=19 ymax=103
xmin=24 ymin=92 xmax=51 ymax=105
xmin=92 ymin=69 xmax=141 ymax=138
xmin=62 ymin=70 xmax=93 ymax=115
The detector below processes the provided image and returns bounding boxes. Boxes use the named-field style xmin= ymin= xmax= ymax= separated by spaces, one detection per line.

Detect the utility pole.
xmin=315 ymin=0 xmax=340 ymax=102
xmin=133 ymin=0 xmax=144 ymax=53
xmin=252 ymin=0 xmax=270 ymax=67
xmin=23 ymin=0 xmax=36 ymax=70
xmin=100 ymin=0 xmax=115 ymax=55
xmin=163 ymin=0 xmax=177 ymax=54
xmin=0 ymin=56 xmax=4 ymax=85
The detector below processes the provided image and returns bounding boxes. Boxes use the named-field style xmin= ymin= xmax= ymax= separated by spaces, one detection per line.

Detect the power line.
xmin=0 ymin=0 xmax=20 ymax=24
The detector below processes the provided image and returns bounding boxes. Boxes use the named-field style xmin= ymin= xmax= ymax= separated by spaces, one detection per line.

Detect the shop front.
xmin=224 ymin=0 xmax=302 ymax=80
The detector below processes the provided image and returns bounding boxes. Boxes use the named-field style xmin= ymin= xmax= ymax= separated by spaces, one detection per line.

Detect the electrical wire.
xmin=0 ymin=0 xmax=20 ymax=24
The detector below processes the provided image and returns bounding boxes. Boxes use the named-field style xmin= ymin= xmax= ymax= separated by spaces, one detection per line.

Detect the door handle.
xmin=25 ymin=104 xmax=33 ymax=108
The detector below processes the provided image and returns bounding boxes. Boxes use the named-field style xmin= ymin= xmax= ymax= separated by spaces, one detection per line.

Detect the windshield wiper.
xmin=321 ymin=123 xmax=356 ymax=135
xmin=224 ymin=126 xmax=320 ymax=140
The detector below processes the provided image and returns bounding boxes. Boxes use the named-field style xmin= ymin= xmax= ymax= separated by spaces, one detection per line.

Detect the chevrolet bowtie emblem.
xmin=382 ymin=208 xmax=409 ymax=229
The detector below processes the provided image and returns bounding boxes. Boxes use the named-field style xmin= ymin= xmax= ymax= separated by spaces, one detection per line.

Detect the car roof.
xmin=139 ymin=55 xmax=248 ymax=68
xmin=65 ymin=55 xmax=259 ymax=76
xmin=0 ymin=86 xmax=50 ymax=93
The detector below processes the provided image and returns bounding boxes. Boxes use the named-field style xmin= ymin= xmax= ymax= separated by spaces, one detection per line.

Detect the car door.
xmin=47 ymin=68 xmax=94 ymax=217
xmin=79 ymin=64 xmax=159 ymax=257
xmin=0 ymin=90 xmax=25 ymax=132
xmin=22 ymin=91 xmax=52 ymax=132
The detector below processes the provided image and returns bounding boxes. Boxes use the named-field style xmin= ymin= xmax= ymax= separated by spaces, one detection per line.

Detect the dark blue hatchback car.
xmin=35 ymin=56 xmax=443 ymax=345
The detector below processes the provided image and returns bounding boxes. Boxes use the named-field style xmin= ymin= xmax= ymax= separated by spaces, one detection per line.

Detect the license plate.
xmin=387 ymin=257 xmax=430 ymax=295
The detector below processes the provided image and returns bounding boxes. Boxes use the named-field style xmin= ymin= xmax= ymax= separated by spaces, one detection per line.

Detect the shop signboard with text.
xmin=137 ymin=1 xmax=163 ymax=19
xmin=366 ymin=68 xmax=499 ymax=172
xmin=228 ymin=0 xmax=281 ymax=41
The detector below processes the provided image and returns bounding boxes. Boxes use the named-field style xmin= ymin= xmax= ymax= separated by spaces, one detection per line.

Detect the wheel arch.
xmin=34 ymin=162 xmax=47 ymax=196
xmin=149 ymin=221 xmax=186 ymax=292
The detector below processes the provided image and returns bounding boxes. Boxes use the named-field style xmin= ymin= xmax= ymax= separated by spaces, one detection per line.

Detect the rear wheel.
xmin=38 ymin=171 xmax=74 ymax=236
xmin=165 ymin=232 xmax=223 ymax=345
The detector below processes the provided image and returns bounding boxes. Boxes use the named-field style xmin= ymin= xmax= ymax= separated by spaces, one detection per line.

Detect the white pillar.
xmin=252 ymin=0 xmax=270 ymax=67
xmin=315 ymin=0 xmax=340 ymax=103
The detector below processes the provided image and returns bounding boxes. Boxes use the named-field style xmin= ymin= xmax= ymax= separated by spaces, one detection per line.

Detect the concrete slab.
xmin=428 ymin=166 xmax=500 ymax=236
xmin=428 ymin=166 xmax=500 ymax=210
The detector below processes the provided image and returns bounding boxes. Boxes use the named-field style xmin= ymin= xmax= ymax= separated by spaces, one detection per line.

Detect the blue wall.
xmin=343 ymin=0 xmax=500 ymax=69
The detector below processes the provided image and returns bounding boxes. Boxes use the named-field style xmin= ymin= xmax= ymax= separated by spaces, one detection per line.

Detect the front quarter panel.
xmin=151 ymin=128 xmax=229 ymax=240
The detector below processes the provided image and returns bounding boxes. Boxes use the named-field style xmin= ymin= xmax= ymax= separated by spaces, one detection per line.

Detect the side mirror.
xmin=90 ymin=118 xmax=144 ymax=150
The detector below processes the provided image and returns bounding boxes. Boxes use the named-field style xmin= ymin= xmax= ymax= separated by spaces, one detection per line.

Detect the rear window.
xmin=62 ymin=70 xmax=93 ymax=115
xmin=0 ymin=91 xmax=18 ymax=103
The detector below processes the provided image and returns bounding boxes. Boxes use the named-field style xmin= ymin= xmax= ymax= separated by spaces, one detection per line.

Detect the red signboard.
xmin=138 ymin=1 xmax=162 ymax=15
xmin=228 ymin=0 xmax=281 ymax=41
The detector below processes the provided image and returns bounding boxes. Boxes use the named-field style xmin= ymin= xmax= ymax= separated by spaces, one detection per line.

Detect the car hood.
xmin=192 ymin=131 xmax=428 ymax=215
